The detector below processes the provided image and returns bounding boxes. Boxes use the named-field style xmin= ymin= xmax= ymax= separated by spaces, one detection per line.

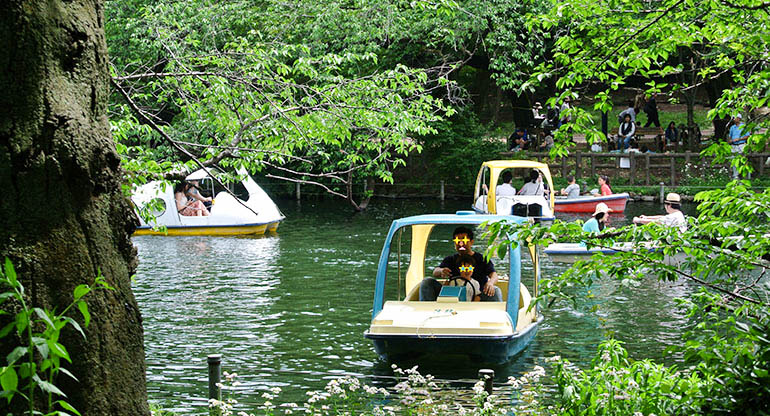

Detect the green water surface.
xmin=133 ymin=198 xmax=696 ymax=412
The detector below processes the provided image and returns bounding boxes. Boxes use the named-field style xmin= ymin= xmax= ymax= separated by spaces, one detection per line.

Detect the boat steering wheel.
xmin=445 ymin=276 xmax=478 ymax=300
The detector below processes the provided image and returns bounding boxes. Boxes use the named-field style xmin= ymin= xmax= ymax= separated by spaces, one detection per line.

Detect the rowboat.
xmin=544 ymin=242 xmax=686 ymax=265
xmin=472 ymin=160 xmax=555 ymax=223
xmin=131 ymin=168 xmax=284 ymax=236
xmin=554 ymin=193 xmax=629 ymax=213
xmin=364 ymin=212 xmax=542 ymax=364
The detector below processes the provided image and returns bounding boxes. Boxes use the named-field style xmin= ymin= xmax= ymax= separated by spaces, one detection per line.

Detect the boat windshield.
xmin=381 ymin=223 xmax=539 ymax=303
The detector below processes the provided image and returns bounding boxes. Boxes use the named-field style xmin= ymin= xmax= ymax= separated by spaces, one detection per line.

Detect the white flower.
xmin=270 ymin=386 xmax=282 ymax=394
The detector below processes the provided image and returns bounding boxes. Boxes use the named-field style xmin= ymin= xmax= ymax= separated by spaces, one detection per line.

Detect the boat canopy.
xmin=474 ymin=160 xmax=555 ymax=215
xmin=371 ymin=212 xmax=539 ymax=326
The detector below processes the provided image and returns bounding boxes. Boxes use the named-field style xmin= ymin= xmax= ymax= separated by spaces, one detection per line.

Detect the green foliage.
xmin=551 ymin=339 xmax=704 ymax=415
xmin=420 ymin=109 xmax=506 ymax=192
xmin=106 ymin=0 xmax=454 ymax=209
xmin=483 ymin=181 xmax=770 ymax=414
xmin=0 ymin=258 xmax=112 ymax=415
xmin=526 ymin=0 xmax=770 ymax=176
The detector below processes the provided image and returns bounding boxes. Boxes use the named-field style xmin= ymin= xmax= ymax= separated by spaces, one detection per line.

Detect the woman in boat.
xmin=174 ymin=182 xmax=210 ymax=216
xmin=518 ymin=170 xmax=544 ymax=196
xmin=598 ymin=175 xmax=612 ymax=196
xmin=583 ymin=202 xmax=611 ymax=233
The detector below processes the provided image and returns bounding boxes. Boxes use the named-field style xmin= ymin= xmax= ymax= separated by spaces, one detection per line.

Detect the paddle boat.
xmin=364 ymin=212 xmax=542 ymax=364
xmin=554 ymin=193 xmax=629 ymax=213
xmin=472 ymin=160 xmax=555 ymax=223
xmin=131 ymin=168 xmax=284 ymax=236
xmin=544 ymin=242 xmax=686 ymax=266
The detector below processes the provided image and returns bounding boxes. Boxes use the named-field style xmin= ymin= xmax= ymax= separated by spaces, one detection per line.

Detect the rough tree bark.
xmin=0 ymin=1 xmax=148 ymax=415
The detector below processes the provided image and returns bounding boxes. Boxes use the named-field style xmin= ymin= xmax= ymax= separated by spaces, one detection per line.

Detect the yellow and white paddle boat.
xmin=473 ymin=160 xmax=555 ymax=223
xmin=364 ymin=211 xmax=542 ymax=363
xmin=132 ymin=168 xmax=284 ymax=236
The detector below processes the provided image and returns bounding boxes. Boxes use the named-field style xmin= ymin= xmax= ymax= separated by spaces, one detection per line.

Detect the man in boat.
xmin=419 ymin=227 xmax=502 ymax=302
xmin=632 ymin=192 xmax=687 ymax=232
xmin=560 ymin=175 xmax=580 ymax=198
xmin=496 ymin=171 xmax=517 ymax=196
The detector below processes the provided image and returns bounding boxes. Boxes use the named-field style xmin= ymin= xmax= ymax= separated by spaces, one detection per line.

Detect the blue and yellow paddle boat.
xmin=364 ymin=212 xmax=542 ymax=364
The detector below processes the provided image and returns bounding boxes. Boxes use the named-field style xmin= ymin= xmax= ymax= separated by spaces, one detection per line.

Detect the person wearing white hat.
xmin=583 ymin=202 xmax=612 ymax=234
xmin=728 ymin=114 xmax=750 ymax=179
xmin=633 ymin=192 xmax=687 ymax=232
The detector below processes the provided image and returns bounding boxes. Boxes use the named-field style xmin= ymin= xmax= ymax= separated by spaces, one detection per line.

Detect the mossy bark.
xmin=0 ymin=1 xmax=148 ymax=414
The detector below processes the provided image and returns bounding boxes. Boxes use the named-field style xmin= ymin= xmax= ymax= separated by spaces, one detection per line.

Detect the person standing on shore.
xmin=728 ymin=114 xmax=750 ymax=179
xmin=643 ymin=93 xmax=660 ymax=127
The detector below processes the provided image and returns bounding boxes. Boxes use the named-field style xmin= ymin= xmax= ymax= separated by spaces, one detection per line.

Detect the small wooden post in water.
xmin=208 ymin=354 xmax=222 ymax=411
xmin=440 ymin=180 xmax=445 ymax=201
xmin=659 ymin=182 xmax=665 ymax=203
xmin=478 ymin=369 xmax=494 ymax=395
xmin=295 ymin=183 xmax=301 ymax=201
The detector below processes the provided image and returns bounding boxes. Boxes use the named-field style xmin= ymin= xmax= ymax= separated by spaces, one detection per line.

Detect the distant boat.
xmin=554 ymin=193 xmax=629 ymax=213
xmin=544 ymin=242 xmax=685 ymax=265
xmin=131 ymin=168 xmax=284 ymax=236
xmin=472 ymin=160 xmax=556 ymax=223
xmin=364 ymin=211 xmax=542 ymax=364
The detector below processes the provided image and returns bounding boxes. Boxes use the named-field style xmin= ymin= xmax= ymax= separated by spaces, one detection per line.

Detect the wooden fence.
xmin=501 ymin=151 xmax=770 ymax=186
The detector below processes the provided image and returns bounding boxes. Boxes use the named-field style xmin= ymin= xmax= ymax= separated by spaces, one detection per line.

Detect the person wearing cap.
xmin=633 ymin=192 xmax=687 ymax=232
xmin=728 ymin=114 xmax=750 ymax=179
xmin=583 ymin=202 xmax=612 ymax=234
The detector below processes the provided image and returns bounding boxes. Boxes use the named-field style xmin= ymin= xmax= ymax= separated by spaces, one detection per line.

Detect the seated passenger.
xmin=175 ymin=182 xmax=210 ymax=216
xmin=444 ymin=255 xmax=481 ymax=302
xmin=518 ymin=170 xmax=544 ymax=196
xmin=560 ymin=175 xmax=580 ymax=198
xmin=496 ymin=171 xmax=517 ymax=197
xmin=419 ymin=227 xmax=502 ymax=302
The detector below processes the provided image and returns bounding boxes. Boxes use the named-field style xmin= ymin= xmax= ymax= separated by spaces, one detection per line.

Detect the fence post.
xmin=208 ymin=354 xmax=222 ymax=414
xmin=645 ymin=154 xmax=651 ymax=186
xmin=576 ymin=153 xmax=582 ymax=179
xmin=295 ymin=182 xmax=301 ymax=201
xmin=590 ymin=154 xmax=596 ymax=178
xmin=561 ymin=157 xmax=567 ymax=179
xmin=670 ymin=155 xmax=676 ymax=186
xmin=440 ymin=180 xmax=445 ymax=201
xmin=478 ymin=369 xmax=494 ymax=395
xmin=629 ymin=153 xmax=636 ymax=185
xmin=659 ymin=182 xmax=665 ymax=203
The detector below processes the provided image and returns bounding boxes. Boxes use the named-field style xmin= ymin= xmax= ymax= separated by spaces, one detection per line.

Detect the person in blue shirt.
xmin=728 ymin=114 xmax=750 ymax=179
xmin=582 ymin=202 xmax=611 ymax=234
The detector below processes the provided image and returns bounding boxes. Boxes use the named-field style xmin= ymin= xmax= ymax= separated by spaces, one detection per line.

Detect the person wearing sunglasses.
xmin=445 ymin=255 xmax=481 ymax=302
xmin=419 ymin=226 xmax=502 ymax=301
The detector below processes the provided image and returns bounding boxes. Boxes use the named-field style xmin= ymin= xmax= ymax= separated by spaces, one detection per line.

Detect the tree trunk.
xmin=0 ymin=1 xmax=148 ymax=415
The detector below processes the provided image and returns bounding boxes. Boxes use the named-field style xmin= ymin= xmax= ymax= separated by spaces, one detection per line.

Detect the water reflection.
xmin=134 ymin=199 xmax=699 ymax=412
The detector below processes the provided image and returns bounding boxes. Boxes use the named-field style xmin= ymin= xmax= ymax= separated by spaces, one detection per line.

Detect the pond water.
xmin=133 ymin=198 xmax=698 ymax=413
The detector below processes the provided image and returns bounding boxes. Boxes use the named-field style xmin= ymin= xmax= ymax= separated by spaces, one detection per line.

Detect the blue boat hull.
xmin=364 ymin=316 xmax=542 ymax=364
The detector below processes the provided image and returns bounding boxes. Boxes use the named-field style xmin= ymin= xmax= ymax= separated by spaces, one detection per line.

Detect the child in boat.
xmin=445 ymin=254 xmax=481 ymax=302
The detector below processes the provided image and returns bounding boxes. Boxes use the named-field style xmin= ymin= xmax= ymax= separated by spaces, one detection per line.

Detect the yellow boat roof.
xmin=481 ymin=160 xmax=552 ymax=172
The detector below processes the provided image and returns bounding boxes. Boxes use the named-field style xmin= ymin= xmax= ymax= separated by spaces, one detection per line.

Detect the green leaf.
xmin=33 ymin=374 xmax=66 ymax=397
xmin=0 ymin=321 xmax=14 ymax=338
xmin=4 ymin=258 xmax=17 ymax=287
xmin=0 ymin=366 xmax=18 ymax=393
xmin=58 ymin=367 xmax=79 ymax=382
xmin=56 ymin=399 xmax=81 ymax=416
xmin=33 ymin=307 xmax=56 ymax=330
xmin=64 ymin=317 xmax=86 ymax=340
xmin=47 ymin=341 xmax=71 ymax=363
xmin=77 ymin=301 xmax=90 ymax=328
xmin=73 ymin=285 xmax=90 ymax=301
xmin=6 ymin=346 xmax=27 ymax=365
